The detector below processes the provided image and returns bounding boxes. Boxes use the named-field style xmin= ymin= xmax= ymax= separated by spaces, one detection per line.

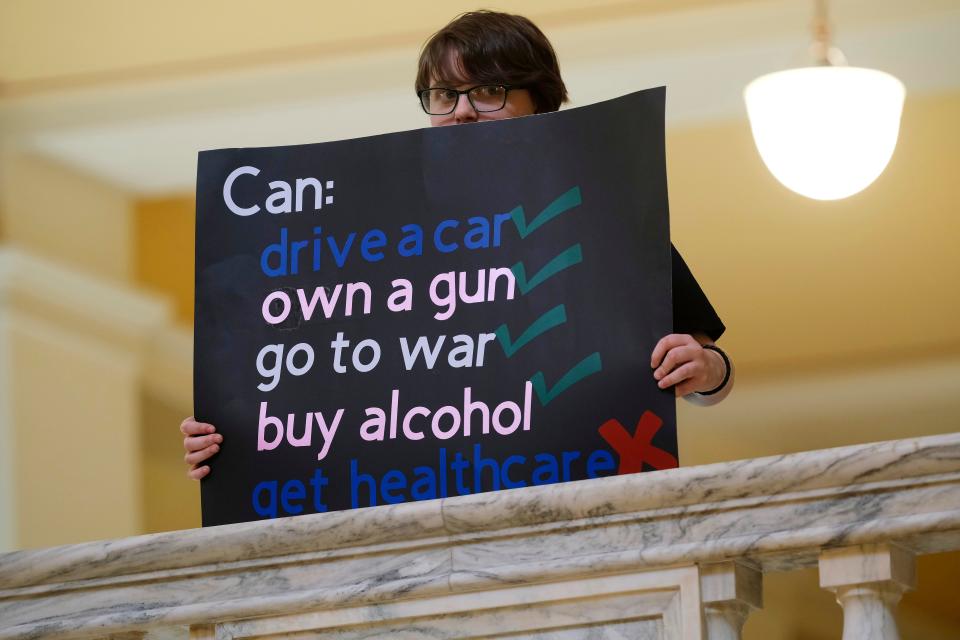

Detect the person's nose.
xmin=452 ymin=92 xmax=478 ymax=124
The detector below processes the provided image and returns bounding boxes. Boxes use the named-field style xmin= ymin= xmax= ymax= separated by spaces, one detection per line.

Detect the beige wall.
xmin=0 ymin=152 xmax=133 ymax=282
xmin=0 ymin=295 xmax=12 ymax=552
xmin=670 ymin=91 xmax=960 ymax=375
xmin=0 ymin=153 xmax=165 ymax=550
xmin=141 ymin=390 xmax=200 ymax=533
xmin=10 ymin=312 xmax=142 ymax=547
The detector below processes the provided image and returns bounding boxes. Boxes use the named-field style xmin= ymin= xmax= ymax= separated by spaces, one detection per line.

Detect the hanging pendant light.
xmin=743 ymin=0 xmax=905 ymax=201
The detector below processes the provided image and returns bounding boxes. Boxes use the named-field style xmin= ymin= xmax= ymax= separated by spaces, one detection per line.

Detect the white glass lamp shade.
xmin=744 ymin=66 xmax=905 ymax=200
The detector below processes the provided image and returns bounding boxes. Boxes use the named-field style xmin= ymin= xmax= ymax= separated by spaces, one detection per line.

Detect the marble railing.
xmin=1 ymin=433 xmax=958 ymax=640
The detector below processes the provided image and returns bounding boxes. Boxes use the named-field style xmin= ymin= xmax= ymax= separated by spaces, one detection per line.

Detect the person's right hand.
xmin=181 ymin=417 xmax=222 ymax=480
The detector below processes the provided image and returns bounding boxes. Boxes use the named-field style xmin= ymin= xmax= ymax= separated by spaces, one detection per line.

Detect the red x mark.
xmin=598 ymin=411 xmax=678 ymax=474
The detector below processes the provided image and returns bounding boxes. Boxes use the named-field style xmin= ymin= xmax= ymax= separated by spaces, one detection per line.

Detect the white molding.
xmin=0 ymin=248 xmax=170 ymax=349
xmin=221 ymin=567 xmax=702 ymax=640
xmin=0 ymin=246 xmax=193 ymax=409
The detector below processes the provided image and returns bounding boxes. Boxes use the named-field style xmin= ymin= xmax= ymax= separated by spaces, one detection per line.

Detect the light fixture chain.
xmin=811 ymin=0 xmax=832 ymax=65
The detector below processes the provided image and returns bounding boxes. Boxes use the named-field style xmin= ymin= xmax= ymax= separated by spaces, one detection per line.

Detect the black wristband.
xmin=697 ymin=344 xmax=731 ymax=396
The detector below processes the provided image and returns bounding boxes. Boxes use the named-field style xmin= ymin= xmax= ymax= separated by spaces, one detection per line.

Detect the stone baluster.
xmin=700 ymin=561 xmax=763 ymax=640
xmin=819 ymin=543 xmax=916 ymax=640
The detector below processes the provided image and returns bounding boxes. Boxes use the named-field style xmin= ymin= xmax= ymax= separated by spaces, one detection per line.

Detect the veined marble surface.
xmin=1 ymin=433 xmax=958 ymax=640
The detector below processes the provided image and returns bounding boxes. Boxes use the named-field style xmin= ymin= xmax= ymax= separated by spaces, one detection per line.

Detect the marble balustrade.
xmin=1 ymin=432 xmax=958 ymax=640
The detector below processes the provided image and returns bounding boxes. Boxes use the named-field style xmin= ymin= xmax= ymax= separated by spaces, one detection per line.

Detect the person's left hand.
xmin=650 ymin=333 xmax=725 ymax=397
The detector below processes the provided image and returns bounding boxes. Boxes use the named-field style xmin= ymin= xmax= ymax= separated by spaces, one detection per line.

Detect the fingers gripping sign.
xmin=650 ymin=334 xmax=727 ymax=398
xmin=181 ymin=417 xmax=223 ymax=480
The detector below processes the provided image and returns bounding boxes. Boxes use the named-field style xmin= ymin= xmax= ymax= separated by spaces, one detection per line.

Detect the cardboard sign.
xmin=195 ymin=88 xmax=677 ymax=527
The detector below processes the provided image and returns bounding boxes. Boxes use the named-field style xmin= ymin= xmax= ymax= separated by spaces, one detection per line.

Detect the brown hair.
xmin=415 ymin=10 xmax=569 ymax=114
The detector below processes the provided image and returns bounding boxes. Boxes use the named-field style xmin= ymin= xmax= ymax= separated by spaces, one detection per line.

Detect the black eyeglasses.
xmin=418 ymin=84 xmax=516 ymax=115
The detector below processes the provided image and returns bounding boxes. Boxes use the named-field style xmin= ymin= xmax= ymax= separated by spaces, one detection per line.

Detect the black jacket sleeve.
xmin=671 ymin=244 xmax=725 ymax=341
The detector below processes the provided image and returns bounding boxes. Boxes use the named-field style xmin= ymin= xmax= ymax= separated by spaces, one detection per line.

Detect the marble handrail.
xmin=1 ymin=432 xmax=958 ymax=639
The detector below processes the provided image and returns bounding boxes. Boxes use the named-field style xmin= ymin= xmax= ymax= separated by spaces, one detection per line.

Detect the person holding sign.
xmin=182 ymin=10 xmax=733 ymax=481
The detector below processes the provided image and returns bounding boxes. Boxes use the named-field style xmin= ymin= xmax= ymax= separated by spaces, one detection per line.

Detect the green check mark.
xmin=495 ymin=305 xmax=567 ymax=358
xmin=503 ymin=185 xmax=596 ymax=404
xmin=512 ymin=186 xmax=582 ymax=239
xmin=512 ymin=244 xmax=583 ymax=295
xmin=530 ymin=352 xmax=603 ymax=406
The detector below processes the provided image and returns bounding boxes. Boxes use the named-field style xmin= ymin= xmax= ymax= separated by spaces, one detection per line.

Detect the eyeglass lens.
xmin=421 ymin=86 xmax=508 ymax=115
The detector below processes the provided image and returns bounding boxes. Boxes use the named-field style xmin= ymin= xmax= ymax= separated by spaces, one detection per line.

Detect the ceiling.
xmin=1 ymin=0 xmax=958 ymax=195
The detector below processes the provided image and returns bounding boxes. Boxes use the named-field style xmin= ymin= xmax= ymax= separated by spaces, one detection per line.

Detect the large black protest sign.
xmin=195 ymin=88 xmax=676 ymax=527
